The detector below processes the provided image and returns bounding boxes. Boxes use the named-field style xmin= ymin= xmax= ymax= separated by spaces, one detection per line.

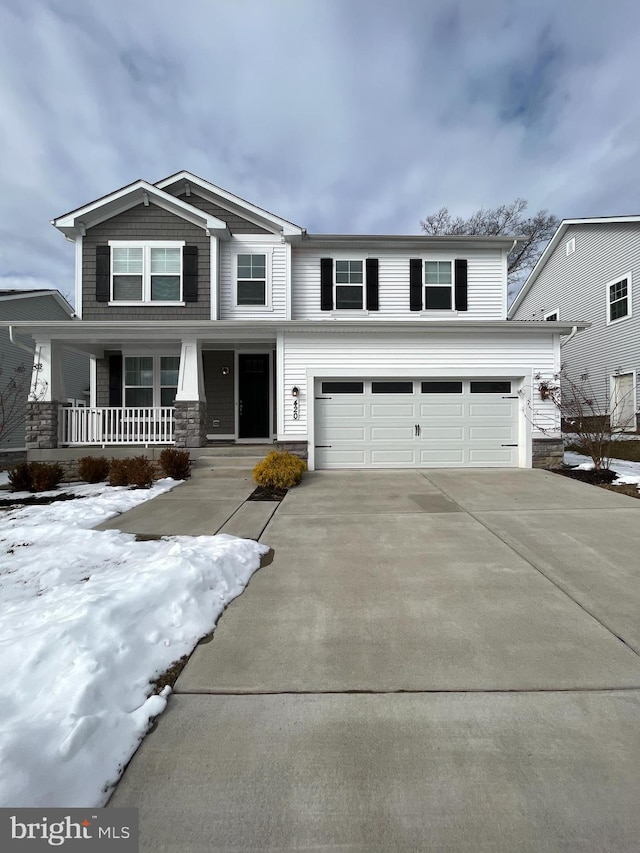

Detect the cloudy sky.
xmin=1 ymin=0 xmax=639 ymax=302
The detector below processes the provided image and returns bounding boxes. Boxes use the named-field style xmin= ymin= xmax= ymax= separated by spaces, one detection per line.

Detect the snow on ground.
xmin=564 ymin=451 xmax=640 ymax=489
xmin=0 ymin=480 xmax=268 ymax=808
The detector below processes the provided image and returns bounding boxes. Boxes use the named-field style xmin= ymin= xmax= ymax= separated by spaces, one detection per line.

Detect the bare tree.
xmin=420 ymin=198 xmax=559 ymax=296
xmin=534 ymin=369 xmax=636 ymax=472
xmin=0 ymin=359 xmax=29 ymax=446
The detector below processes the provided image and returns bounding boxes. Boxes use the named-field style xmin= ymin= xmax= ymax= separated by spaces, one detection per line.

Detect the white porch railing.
xmin=60 ymin=407 xmax=175 ymax=446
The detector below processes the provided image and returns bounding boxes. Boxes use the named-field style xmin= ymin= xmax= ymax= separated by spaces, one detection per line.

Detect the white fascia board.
xmin=0 ymin=289 xmax=76 ymax=317
xmin=155 ymin=171 xmax=303 ymax=236
xmin=52 ymin=181 xmax=228 ymax=239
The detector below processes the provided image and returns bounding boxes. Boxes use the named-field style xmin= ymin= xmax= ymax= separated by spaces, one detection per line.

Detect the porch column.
xmin=25 ymin=339 xmax=66 ymax=450
xmin=174 ymin=338 xmax=207 ymax=448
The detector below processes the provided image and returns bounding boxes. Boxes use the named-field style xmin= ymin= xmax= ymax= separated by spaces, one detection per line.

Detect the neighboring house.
xmin=5 ymin=172 xmax=583 ymax=470
xmin=509 ymin=217 xmax=640 ymax=433
xmin=0 ymin=289 xmax=89 ymax=464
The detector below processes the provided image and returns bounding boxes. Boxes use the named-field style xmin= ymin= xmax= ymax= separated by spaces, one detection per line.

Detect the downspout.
xmin=8 ymin=326 xmax=34 ymax=355
xmin=562 ymin=325 xmax=578 ymax=346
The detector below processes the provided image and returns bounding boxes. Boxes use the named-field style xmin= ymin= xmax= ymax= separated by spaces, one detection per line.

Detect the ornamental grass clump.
xmin=253 ymin=451 xmax=307 ymax=489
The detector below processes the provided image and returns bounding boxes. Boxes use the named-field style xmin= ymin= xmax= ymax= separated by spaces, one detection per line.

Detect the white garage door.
xmin=314 ymin=378 xmax=520 ymax=468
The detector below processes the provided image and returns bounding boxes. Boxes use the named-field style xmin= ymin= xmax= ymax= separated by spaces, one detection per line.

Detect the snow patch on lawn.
xmin=564 ymin=451 xmax=640 ymax=489
xmin=0 ymin=481 xmax=268 ymax=807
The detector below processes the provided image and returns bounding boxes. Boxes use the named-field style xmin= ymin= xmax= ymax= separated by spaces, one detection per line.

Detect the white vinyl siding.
xmin=511 ymin=222 xmax=640 ymax=417
xmin=291 ymin=247 xmax=506 ymax=320
xmin=219 ymin=239 xmax=287 ymax=318
xmin=279 ymin=331 xmax=557 ymax=449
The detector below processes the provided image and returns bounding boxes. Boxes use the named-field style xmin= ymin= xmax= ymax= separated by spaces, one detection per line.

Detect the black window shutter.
xmin=96 ymin=245 xmax=110 ymax=303
xmin=108 ymin=353 xmax=123 ymax=407
xmin=409 ymin=258 xmax=423 ymax=311
xmin=454 ymin=259 xmax=468 ymax=311
xmin=183 ymin=245 xmax=198 ymax=302
xmin=320 ymin=257 xmax=333 ymax=311
xmin=366 ymin=258 xmax=379 ymax=311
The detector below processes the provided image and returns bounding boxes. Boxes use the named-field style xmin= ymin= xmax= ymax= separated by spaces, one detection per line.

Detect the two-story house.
xmin=8 ymin=172 xmax=582 ymax=470
xmin=509 ymin=217 xmax=640 ymax=433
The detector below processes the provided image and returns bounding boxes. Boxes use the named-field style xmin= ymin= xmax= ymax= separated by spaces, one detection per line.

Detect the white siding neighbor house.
xmin=5 ymin=172 xmax=584 ymax=470
xmin=509 ymin=217 xmax=640 ymax=433
xmin=0 ymin=289 xmax=89 ymax=465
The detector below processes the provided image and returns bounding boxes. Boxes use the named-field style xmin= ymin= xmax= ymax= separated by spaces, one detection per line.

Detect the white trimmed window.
xmin=236 ymin=253 xmax=267 ymax=306
xmin=544 ymin=309 xmax=559 ymax=321
xmin=335 ymin=259 xmax=364 ymax=309
xmin=424 ymin=260 xmax=453 ymax=309
xmin=606 ymin=275 xmax=632 ymax=324
xmin=124 ymin=355 xmax=180 ymax=407
xmin=566 ymin=237 xmax=576 ymax=256
xmin=110 ymin=242 xmax=184 ymax=303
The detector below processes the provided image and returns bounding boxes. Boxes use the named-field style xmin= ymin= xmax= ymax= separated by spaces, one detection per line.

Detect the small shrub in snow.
xmin=8 ymin=462 xmax=64 ymax=493
xmin=78 ymin=456 xmax=110 ymax=483
xmin=158 ymin=448 xmax=192 ymax=480
xmin=253 ymin=451 xmax=307 ymax=489
xmin=109 ymin=459 xmax=129 ymax=487
xmin=109 ymin=456 xmax=155 ymax=488
xmin=8 ymin=462 xmax=33 ymax=492
xmin=126 ymin=456 xmax=155 ymax=488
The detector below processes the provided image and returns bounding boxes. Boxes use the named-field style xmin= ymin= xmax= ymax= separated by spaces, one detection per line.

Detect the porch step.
xmin=199 ymin=444 xmax=275 ymax=457
xmin=191 ymin=455 xmax=266 ymax=477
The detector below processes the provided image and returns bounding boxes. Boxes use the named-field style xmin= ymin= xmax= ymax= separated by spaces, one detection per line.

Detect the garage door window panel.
xmin=321 ymin=381 xmax=364 ymax=394
xmin=421 ymin=381 xmax=463 ymax=394
xmin=371 ymin=381 xmax=414 ymax=394
xmin=470 ymin=381 xmax=512 ymax=394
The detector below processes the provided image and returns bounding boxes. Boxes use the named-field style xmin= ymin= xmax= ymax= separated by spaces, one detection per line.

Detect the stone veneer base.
xmin=532 ymin=438 xmax=564 ymax=469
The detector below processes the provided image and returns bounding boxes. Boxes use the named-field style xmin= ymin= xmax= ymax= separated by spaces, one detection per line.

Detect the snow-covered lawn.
xmin=564 ymin=451 xmax=640 ymax=490
xmin=0 ymin=479 xmax=267 ymax=808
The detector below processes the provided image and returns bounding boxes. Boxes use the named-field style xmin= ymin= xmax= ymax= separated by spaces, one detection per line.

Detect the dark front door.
xmin=238 ymin=354 xmax=270 ymax=438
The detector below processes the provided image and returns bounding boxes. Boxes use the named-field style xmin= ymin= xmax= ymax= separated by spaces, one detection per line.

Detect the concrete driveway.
xmin=110 ymin=469 xmax=640 ymax=852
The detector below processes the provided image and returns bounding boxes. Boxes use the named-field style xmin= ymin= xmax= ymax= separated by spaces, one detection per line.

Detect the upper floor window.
xmin=110 ymin=242 xmax=184 ymax=303
xmin=335 ymin=260 xmax=364 ymax=309
xmin=544 ymin=309 xmax=559 ymax=321
xmin=607 ymin=275 xmax=631 ymax=324
xmin=424 ymin=260 xmax=452 ymax=309
xmin=565 ymin=237 xmax=576 ymax=256
xmin=236 ymin=254 xmax=267 ymax=306
xmin=410 ymin=258 xmax=467 ymax=312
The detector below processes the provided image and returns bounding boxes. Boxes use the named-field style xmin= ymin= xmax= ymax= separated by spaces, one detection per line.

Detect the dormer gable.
xmin=155 ymin=171 xmax=304 ymax=237
xmin=52 ymin=179 xmax=229 ymax=240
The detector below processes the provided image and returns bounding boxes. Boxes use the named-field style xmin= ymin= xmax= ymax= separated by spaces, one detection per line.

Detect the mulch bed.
xmin=247 ymin=486 xmax=288 ymax=501
xmin=150 ymin=655 xmax=190 ymax=692
xmin=0 ymin=492 xmax=79 ymax=508
xmin=555 ymin=467 xmax=618 ymax=485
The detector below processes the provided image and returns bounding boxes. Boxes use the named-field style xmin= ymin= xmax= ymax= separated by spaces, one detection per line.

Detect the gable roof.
xmin=155 ymin=171 xmax=303 ymax=236
xmin=0 ymin=288 xmax=75 ymax=316
xmin=52 ymin=180 xmax=229 ymax=240
xmin=509 ymin=215 xmax=640 ymax=316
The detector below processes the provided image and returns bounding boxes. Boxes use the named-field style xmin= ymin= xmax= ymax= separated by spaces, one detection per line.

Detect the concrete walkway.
xmin=109 ymin=469 xmax=640 ymax=852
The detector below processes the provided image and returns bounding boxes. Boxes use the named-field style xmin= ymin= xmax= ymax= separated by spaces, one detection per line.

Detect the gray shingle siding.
xmin=82 ymin=203 xmax=210 ymax=320
xmin=177 ymin=193 xmax=271 ymax=234
xmin=512 ymin=222 xmax=640 ymax=418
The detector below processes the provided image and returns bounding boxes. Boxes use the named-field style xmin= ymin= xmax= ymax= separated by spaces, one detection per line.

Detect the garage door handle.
xmin=315 ymin=397 xmax=332 ymax=400
xmin=502 ymin=396 xmax=519 ymax=399
xmin=414 ymin=424 xmax=421 ymax=437
xmin=501 ymin=444 xmax=517 ymax=447
xmin=315 ymin=445 xmax=332 ymax=448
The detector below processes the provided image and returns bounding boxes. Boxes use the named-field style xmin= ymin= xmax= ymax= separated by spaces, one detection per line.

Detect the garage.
xmin=314 ymin=378 xmax=521 ymax=468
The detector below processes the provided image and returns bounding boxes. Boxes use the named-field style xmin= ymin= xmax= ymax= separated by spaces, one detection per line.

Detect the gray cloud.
xmin=1 ymin=0 xmax=640 ymax=302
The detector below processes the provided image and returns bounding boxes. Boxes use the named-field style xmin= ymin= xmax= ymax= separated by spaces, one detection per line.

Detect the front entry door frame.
xmin=235 ymin=350 xmax=274 ymax=442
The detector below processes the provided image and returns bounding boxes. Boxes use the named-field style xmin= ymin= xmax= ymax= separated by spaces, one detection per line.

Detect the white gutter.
xmin=8 ymin=326 xmax=34 ymax=354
